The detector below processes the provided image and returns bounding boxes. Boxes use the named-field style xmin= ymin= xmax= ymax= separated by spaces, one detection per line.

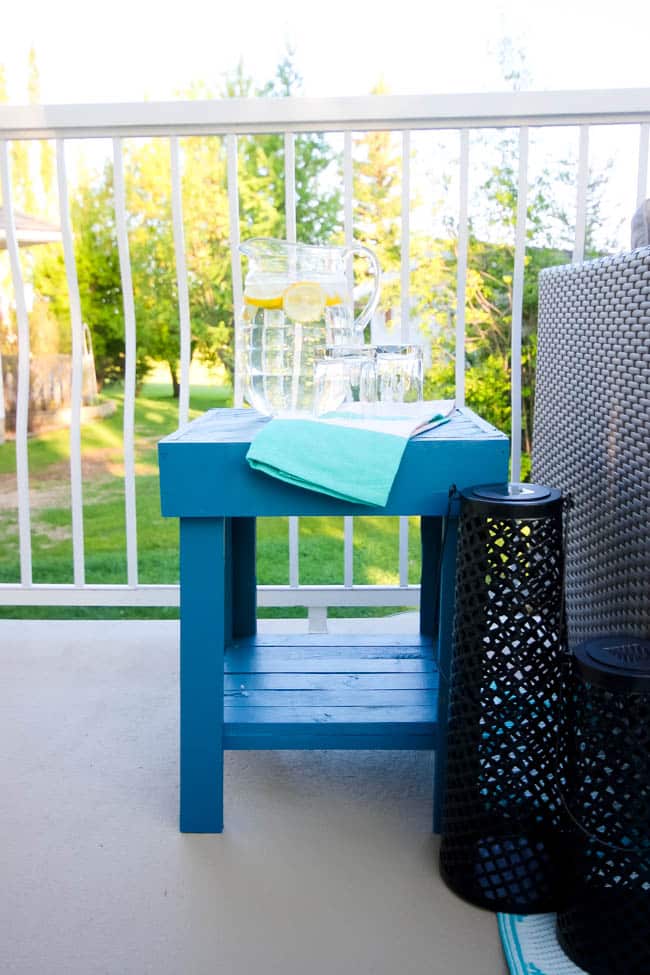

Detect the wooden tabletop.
xmin=158 ymin=406 xmax=509 ymax=518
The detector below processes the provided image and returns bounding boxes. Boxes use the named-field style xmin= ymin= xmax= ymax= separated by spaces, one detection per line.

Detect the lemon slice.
xmin=283 ymin=282 xmax=326 ymax=323
xmin=244 ymin=294 xmax=284 ymax=309
xmin=244 ymin=280 xmax=285 ymax=309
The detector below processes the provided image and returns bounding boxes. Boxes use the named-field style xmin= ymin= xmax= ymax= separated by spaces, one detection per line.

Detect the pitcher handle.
xmin=349 ymin=244 xmax=381 ymax=333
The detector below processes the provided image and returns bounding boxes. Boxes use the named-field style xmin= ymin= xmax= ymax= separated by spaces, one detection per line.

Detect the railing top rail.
xmin=1 ymin=89 xmax=650 ymax=139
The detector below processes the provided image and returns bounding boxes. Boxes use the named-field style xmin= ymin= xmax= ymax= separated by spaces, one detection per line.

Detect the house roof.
xmin=0 ymin=206 xmax=61 ymax=248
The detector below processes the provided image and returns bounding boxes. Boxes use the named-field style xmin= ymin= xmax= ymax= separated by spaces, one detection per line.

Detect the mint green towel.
xmin=246 ymin=402 xmax=453 ymax=507
xmin=247 ymin=419 xmax=406 ymax=507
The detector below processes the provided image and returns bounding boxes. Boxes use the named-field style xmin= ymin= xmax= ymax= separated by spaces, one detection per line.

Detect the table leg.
xmin=433 ymin=515 xmax=458 ymax=834
xmin=419 ymin=516 xmax=443 ymax=638
xmin=179 ymin=516 xmax=225 ymax=833
xmin=229 ymin=516 xmax=257 ymax=638
xmin=224 ymin=520 xmax=233 ymax=645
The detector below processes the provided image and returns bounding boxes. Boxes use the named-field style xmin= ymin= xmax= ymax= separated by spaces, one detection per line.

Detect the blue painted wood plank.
xmin=227 ymin=646 xmax=431 ymax=659
xmin=222 ymin=640 xmax=440 ymax=748
xmin=224 ymin=637 xmax=437 ymax=678
xmin=223 ymin=672 xmax=439 ymax=691
xmin=226 ymin=658 xmax=437 ymax=674
xmin=230 ymin=634 xmax=433 ymax=648
xmin=179 ymin=517 xmax=225 ymax=833
xmin=223 ymin=730 xmax=437 ymax=750
xmin=161 ymin=406 xmax=501 ymax=448
xmin=223 ymin=704 xmax=437 ymax=723
xmin=226 ymin=640 xmax=432 ymax=659
xmin=224 ymin=689 xmax=436 ymax=707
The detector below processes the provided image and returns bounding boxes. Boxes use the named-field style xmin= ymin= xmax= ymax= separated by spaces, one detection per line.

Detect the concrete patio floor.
xmin=1 ymin=617 xmax=507 ymax=975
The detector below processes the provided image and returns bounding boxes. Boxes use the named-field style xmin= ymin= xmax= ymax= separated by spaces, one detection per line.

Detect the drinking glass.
xmin=313 ymin=346 xmax=377 ymax=415
xmin=375 ymin=345 xmax=423 ymax=404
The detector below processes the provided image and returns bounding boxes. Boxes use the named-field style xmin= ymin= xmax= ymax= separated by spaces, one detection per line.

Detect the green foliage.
xmin=9 ymin=142 xmax=34 ymax=213
xmin=426 ymin=128 xmax=612 ymax=468
xmin=250 ymin=52 xmax=341 ymax=244
xmin=22 ymin=52 xmax=615 ymax=444
xmin=352 ymin=84 xmax=455 ymax=342
xmin=5 ymin=47 xmax=44 ymax=213
xmin=0 ymin=382 xmax=422 ymax=619
xmin=33 ymin=168 xmax=129 ymax=382
xmin=350 ymin=100 xmax=613 ymax=474
xmin=30 ymin=52 xmax=341 ymax=395
xmin=353 ymin=110 xmax=402 ymax=317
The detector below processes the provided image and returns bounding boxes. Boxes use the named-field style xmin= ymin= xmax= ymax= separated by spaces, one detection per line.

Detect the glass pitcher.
xmin=238 ymin=237 xmax=381 ymax=415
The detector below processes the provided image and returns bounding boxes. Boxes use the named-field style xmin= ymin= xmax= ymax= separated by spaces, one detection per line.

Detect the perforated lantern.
xmin=439 ymin=483 xmax=569 ymax=912
xmin=557 ymin=636 xmax=650 ymax=975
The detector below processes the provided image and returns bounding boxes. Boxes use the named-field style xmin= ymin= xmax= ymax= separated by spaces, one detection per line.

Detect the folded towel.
xmin=246 ymin=401 xmax=454 ymax=507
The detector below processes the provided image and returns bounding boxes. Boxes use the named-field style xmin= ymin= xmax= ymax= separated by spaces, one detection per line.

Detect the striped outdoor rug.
xmin=498 ymin=913 xmax=588 ymax=974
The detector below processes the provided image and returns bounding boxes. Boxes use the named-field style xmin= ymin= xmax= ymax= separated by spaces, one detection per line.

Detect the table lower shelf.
xmin=223 ymin=633 xmax=439 ymax=750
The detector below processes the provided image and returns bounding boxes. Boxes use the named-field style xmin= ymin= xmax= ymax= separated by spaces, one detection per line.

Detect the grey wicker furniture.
xmin=532 ymin=246 xmax=650 ymax=644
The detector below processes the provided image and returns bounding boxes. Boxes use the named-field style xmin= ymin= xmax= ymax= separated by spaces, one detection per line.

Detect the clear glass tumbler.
xmin=313 ymin=346 xmax=377 ymax=416
xmin=375 ymin=345 xmax=423 ymax=404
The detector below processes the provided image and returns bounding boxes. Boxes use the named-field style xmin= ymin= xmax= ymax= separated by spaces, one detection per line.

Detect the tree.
xmin=352 ymin=83 xmax=455 ymax=345
xmin=0 ymin=51 xmax=60 ymax=357
xmin=2 ymin=47 xmax=54 ymax=215
xmin=31 ymin=52 xmax=342 ymax=395
xmin=33 ymin=164 xmax=129 ymax=382
xmin=239 ymin=51 xmax=341 ymax=244
xmin=352 ymin=84 xmax=402 ymax=321
xmin=125 ymin=52 xmax=341 ymax=394
xmin=421 ymin=41 xmax=618 ymax=470
xmin=126 ymin=133 xmax=233 ymax=394
xmin=425 ymin=128 xmax=613 ymax=468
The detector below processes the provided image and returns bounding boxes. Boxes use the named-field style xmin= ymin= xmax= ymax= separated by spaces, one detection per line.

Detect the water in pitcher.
xmin=238 ymin=238 xmax=380 ymax=416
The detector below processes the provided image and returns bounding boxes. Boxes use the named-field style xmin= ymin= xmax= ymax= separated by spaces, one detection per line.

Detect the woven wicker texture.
xmin=532 ymin=247 xmax=650 ymax=644
xmin=556 ymin=651 xmax=650 ymax=975
xmin=439 ymin=494 xmax=568 ymax=912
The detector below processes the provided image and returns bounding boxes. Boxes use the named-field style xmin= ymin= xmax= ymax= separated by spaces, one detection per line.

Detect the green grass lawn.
xmin=0 ymin=381 xmax=422 ymax=619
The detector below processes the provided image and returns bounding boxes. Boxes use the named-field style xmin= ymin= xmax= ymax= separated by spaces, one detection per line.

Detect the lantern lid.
xmin=471 ymin=483 xmax=552 ymax=502
xmin=575 ymin=635 xmax=650 ymax=691
xmin=460 ymin=483 xmax=563 ymax=517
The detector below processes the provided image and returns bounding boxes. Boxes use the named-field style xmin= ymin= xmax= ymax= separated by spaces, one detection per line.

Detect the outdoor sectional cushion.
xmin=631 ymin=199 xmax=650 ymax=249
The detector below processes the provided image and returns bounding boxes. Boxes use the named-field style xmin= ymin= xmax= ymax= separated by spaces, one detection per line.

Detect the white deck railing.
xmin=1 ymin=90 xmax=649 ymax=614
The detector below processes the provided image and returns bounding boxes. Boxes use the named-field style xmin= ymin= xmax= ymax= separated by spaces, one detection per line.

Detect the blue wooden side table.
xmin=158 ymin=407 xmax=509 ymax=833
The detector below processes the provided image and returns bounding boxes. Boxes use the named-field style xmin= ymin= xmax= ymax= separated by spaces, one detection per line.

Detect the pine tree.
xmin=352 ymin=83 xmax=454 ymax=344
xmin=353 ymin=84 xmax=402 ymax=320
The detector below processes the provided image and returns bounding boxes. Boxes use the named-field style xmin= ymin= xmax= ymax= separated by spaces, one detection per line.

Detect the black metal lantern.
xmin=439 ymin=483 xmax=569 ymax=912
xmin=556 ymin=636 xmax=650 ymax=975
